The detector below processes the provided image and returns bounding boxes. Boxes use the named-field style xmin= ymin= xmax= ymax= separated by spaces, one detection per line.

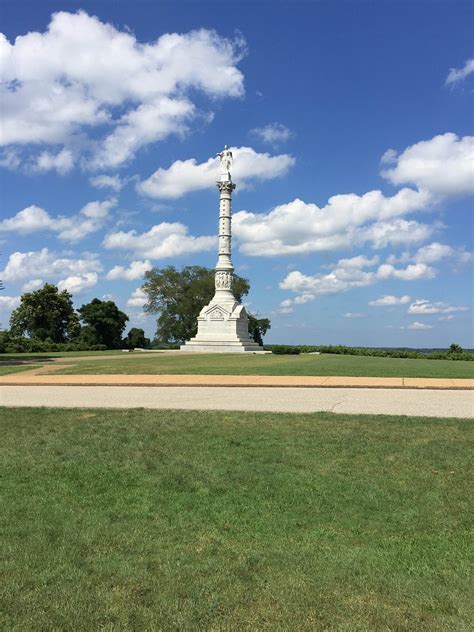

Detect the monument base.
xmin=180 ymin=299 xmax=264 ymax=353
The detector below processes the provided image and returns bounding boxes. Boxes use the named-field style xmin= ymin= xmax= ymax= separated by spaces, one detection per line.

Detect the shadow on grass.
xmin=0 ymin=355 xmax=57 ymax=366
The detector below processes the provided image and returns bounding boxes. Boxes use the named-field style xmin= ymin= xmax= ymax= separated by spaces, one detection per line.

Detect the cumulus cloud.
xmin=0 ymin=199 xmax=116 ymax=242
xmin=1 ymin=11 xmax=246 ymax=169
xmin=0 ymin=248 xmax=102 ymax=283
xmin=343 ymin=312 xmax=366 ymax=318
xmin=407 ymin=299 xmax=470 ymax=315
xmin=445 ymin=58 xmax=474 ymax=85
xmin=137 ymin=146 xmax=295 ymax=199
xmin=103 ymin=222 xmax=215 ymax=259
xmin=33 ymin=148 xmax=74 ymax=175
xmin=0 ymin=295 xmax=21 ymax=310
xmin=106 ymin=260 xmax=153 ymax=281
xmin=250 ymin=123 xmax=293 ymax=145
xmin=413 ymin=242 xmax=472 ymax=264
xmin=233 ymin=189 xmax=431 ymax=256
xmin=127 ymin=288 xmax=147 ymax=307
xmin=408 ymin=321 xmax=433 ymax=330
xmin=381 ymin=133 xmax=474 ymax=198
xmin=279 ymin=256 xmax=436 ymax=302
xmin=369 ymin=295 xmax=411 ymax=306
xmin=57 ymin=272 xmax=98 ymax=294
xmin=89 ymin=174 xmax=125 ymax=192
xmin=21 ymin=279 xmax=44 ymax=292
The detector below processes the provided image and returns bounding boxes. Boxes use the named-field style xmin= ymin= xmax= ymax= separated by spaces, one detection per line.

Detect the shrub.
xmin=271 ymin=345 xmax=301 ymax=355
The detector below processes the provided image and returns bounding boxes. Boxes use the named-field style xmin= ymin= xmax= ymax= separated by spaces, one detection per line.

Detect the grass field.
xmin=0 ymin=365 xmax=41 ymax=376
xmin=2 ymin=407 xmax=472 ymax=630
xmin=42 ymin=352 xmax=474 ymax=378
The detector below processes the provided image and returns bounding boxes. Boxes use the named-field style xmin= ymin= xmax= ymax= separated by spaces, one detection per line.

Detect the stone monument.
xmin=181 ymin=146 xmax=263 ymax=352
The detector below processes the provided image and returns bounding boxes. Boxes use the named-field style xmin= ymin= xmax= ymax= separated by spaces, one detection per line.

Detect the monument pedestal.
xmin=180 ymin=299 xmax=263 ymax=353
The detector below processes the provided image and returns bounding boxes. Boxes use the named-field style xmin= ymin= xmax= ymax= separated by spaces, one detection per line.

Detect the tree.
xmin=78 ymin=299 xmax=129 ymax=348
xmin=449 ymin=343 xmax=463 ymax=354
xmin=9 ymin=283 xmax=80 ymax=342
xmin=248 ymin=315 xmax=271 ymax=346
xmin=123 ymin=327 xmax=150 ymax=349
xmin=142 ymin=265 xmax=270 ymax=345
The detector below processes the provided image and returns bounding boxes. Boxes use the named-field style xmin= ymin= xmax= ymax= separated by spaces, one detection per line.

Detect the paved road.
xmin=1 ymin=386 xmax=473 ymax=418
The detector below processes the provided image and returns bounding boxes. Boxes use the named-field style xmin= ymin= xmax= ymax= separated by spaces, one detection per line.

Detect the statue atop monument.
xmin=217 ymin=145 xmax=233 ymax=178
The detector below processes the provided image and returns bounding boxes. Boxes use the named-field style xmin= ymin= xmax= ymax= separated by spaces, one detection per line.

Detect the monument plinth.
xmin=181 ymin=146 xmax=263 ymax=353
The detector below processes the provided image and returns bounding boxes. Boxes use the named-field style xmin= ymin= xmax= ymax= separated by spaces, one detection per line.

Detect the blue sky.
xmin=1 ymin=0 xmax=473 ymax=346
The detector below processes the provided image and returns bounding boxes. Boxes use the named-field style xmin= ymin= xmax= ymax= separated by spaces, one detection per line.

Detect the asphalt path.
xmin=1 ymin=385 xmax=473 ymax=418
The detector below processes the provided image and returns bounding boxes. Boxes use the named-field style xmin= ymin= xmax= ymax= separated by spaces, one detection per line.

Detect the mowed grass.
xmin=2 ymin=407 xmax=472 ymax=630
xmin=0 ymin=364 xmax=41 ymax=375
xmin=47 ymin=352 xmax=474 ymax=378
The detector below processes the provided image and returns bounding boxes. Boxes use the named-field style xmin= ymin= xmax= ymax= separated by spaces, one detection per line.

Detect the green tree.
xmin=78 ymin=299 xmax=129 ymax=348
xmin=142 ymin=265 xmax=270 ymax=344
xmin=449 ymin=343 xmax=463 ymax=354
xmin=248 ymin=315 xmax=271 ymax=346
xmin=9 ymin=283 xmax=80 ymax=342
xmin=123 ymin=327 xmax=150 ymax=349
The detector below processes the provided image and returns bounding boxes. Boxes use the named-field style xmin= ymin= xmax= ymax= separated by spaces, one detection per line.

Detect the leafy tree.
xmin=248 ymin=315 xmax=271 ymax=346
xmin=78 ymin=299 xmax=129 ymax=348
xmin=9 ymin=283 xmax=80 ymax=342
xmin=142 ymin=265 xmax=270 ymax=344
xmin=123 ymin=327 xmax=150 ymax=349
xmin=449 ymin=343 xmax=463 ymax=354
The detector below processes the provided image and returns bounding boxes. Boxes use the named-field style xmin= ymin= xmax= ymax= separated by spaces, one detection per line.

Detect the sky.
xmin=0 ymin=0 xmax=473 ymax=347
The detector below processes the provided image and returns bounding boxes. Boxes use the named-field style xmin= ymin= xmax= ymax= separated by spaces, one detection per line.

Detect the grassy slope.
xmin=0 ymin=365 xmax=41 ymax=375
xmin=47 ymin=352 xmax=474 ymax=378
xmin=2 ymin=407 xmax=472 ymax=631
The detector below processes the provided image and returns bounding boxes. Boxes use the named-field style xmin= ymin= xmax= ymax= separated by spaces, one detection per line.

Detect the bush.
xmin=0 ymin=334 xmax=108 ymax=353
xmin=271 ymin=345 xmax=301 ymax=355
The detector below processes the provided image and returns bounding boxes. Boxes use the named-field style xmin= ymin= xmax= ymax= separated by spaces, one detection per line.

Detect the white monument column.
xmin=181 ymin=146 xmax=263 ymax=353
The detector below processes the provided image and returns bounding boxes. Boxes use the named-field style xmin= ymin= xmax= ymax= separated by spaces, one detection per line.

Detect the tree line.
xmin=0 ymin=266 xmax=271 ymax=353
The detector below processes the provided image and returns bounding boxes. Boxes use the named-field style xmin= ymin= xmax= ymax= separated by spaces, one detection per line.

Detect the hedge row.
xmin=264 ymin=344 xmax=474 ymax=361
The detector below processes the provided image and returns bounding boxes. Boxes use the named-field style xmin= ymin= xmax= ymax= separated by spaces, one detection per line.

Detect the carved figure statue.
xmin=217 ymin=145 xmax=233 ymax=175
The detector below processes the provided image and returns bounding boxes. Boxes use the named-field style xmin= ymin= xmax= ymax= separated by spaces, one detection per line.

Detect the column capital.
xmin=216 ymin=180 xmax=236 ymax=194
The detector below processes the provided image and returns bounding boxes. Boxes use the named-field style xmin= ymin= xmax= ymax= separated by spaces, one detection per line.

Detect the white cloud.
xmin=413 ymin=242 xmax=472 ymax=264
xmin=376 ymin=263 xmax=436 ymax=281
xmin=280 ymin=257 xmax=436 ymax=299
xmin=127 ymin=288 xmax=147 ymax=307
xmin=408 ymin=321 xmax=434 ymax=330
xmin=1 ymin=12 xmax=246 ymax=169
xmin=21 ymin=279 xmax=44 ymax=292
xmin=233 ymin=189 xmax=431 ymax=256
xmin=0 ymin=295 xmax=21 ymax=310
xmin=408 ymin=299 xmax=470 ymax=315
xmin=34 ymin=148 xmax=74 ymax=174
xmin=0 ymin=199 xmax=116 ymax=242
xmin=57 ymin=272 xmax=98 ymax=294
xmin=278 ymin=298 xmax=294 ymax=314
xmin=137 ymin=146 xmax=295 ymax=199
xmin=343 ymin=312 xmax=366 ymax=319
xmin=0 ymin=248 xmax=102 ymax=282
xmin=103 ymin=222 xmax=215 ymax=259
xmin=445 ymin=58 xmax=474 ymax=85
xmin=89 ymin=174 xmax=125 ymax=192
xmin=250 ymin=123 xmax=293 ymax=145
xmin=381 ymin=133 xmax=474 ymax=198
xmin=369 ymin=295 xmax=411 ymax=306
xmin=439 ymin=314 xmax=454 ymax=321
xmin=106 ymin=260 xmax=152 ymax=281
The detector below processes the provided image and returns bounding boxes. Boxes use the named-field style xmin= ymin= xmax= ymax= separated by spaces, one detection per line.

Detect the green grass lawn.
xmin=2 ymin=407 xmax=472 ymax=630
xmin=45 ymin=352 xmax=474 ymax=378
xmin=0 ymin=364 xmax=41 ymax=375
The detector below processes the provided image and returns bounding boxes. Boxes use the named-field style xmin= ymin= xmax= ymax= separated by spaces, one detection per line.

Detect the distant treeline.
xmin=266 ymin=344 xmax=474 ymax=361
